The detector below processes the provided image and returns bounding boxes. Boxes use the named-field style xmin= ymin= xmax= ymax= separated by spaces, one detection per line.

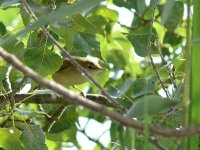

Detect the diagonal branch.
xmin=21 ymin=0 xmax=126 ymax=113
xmin=2 ymin=47 xmax=200 ymax=137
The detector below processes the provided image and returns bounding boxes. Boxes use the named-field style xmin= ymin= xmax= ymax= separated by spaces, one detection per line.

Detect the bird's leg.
xmin=72 ymin=86 xmax=85 ymax=97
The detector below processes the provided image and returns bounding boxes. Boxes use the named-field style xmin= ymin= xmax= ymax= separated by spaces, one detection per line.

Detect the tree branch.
xmin=2 ymin=47 xmax=200 ymax=137
xmin=21 ymin=0 xmax=126 ymax=113
xmin=0 ymin=93 xmax=116 ymax=107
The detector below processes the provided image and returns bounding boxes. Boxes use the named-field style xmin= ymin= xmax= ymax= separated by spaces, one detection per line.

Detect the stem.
xmin=182 ymin=0 xmax=192 ymax=148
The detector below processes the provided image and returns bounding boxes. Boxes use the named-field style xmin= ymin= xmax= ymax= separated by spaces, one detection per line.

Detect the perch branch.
xmin=2 ymin=47 xmax=200 ymax=137
xmin=22 ymin=0 xmax=126 ymax=113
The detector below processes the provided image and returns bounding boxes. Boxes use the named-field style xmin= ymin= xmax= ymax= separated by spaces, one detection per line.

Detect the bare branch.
xmin=78 ymin=128 xmax=109 ymax=150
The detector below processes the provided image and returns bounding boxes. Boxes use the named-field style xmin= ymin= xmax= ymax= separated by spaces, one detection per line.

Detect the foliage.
xmin=0 ymin=0 xmax=198 ymax=149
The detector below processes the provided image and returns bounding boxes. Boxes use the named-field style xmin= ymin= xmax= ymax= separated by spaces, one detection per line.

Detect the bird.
xmin=52 ymin=56 xmax=106 ymax=86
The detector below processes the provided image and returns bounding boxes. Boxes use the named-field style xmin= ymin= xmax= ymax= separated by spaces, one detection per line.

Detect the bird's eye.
xmin=88 ymin=65 xmax=93 ymax=69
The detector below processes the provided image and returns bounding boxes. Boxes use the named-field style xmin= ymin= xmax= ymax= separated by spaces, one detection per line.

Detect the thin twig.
xmin=78 ymin=128 xmax=108 ymax=150
xmin=43 ymin=105 xmax=68 ymax=132
xmin=22 ymin=0 xmax=126 ymax=113
xmin=137 ymin=130 xmax=167 ymax=150
xmin=156 ymin=40 xmax=177 ymax=88
xmin=148 ymin=136 xmax=167 ymax=150
xmin=146 ymin=0 xmax=170 ymax=98
xmin=10 ymin=76 xmax=28 ymax=97
xmin=0 ymin=76 xmax=28 ymax=110
xmin=158 ymin=107 xmax=180 ymax=126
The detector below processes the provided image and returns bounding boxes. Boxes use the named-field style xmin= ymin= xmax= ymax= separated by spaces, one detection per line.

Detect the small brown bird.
xmin=52 ymin=56 xmax=106 ymax=86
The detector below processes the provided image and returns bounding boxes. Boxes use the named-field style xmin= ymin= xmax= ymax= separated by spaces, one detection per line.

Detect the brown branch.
xmin=21 ymin=0 xmax=126 ymax=113
xmin=2 ymin=47 xmax=200 ymax=137
xmin=0 ymin=93 xmax=116 ymax=107
xmin=146 ymin=0 xmax=170 ymax=98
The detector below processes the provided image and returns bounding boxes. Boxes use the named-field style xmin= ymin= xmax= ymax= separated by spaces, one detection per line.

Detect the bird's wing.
xmin=58 ymin=59 xmax=71 ymax=71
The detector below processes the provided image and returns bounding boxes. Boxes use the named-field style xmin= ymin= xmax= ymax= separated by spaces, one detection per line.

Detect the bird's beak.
xmin=98 ymin=66 xmax=107 ymax=71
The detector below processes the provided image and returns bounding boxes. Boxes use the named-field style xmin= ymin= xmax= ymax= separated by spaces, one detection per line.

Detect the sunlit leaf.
xmin=0 ymin=128 xmax=24 ymax=150
xmin=0 ymin=0 xmax=102 ymax=45
xmin=72 ymin=13 xmax=96 ymax=33
xmin=24 ymin=47 xmax=62 ymax=76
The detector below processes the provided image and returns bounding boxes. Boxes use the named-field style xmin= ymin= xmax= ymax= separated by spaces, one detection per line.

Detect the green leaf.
xmin=161 ymin=0 xmax=175 ymax=25
xmin=125 ymin=95 xmax=180 ymax=118
xmin=0 ymin=7 xmax=19 ymax=26
xmin=27 ymin=31 xmax=58 ymax=48
xmin=127 ymin=25 xmax=158 ymax=57
xmin=50 ymin=106 xmax=78 ymax=133
xmin=0 ymin=22 xmax=6 ymax=36
xmin=54 ymin=27 xmax=76 ymax=51
xmin=24 ymin=47 xmax=62 ymax=76
xmin=0 ymin=36 xmax=25 ymax=59
xmin=0 ymin=128 xmax=24 ymax=150
xmin=108 ymin=79 xmax=134 ymax=97
xmin=164 ymin=31 xmax=183 ymax=48
xmin=132 ymin=76 xmax=159 ymax=98
xmin=113 ymin=0 xmax=137 ymax=9
xmin=72 ymin=13 xmax=96 ymax=33
xmin=163 ymin=1 xmax=184 ymax=30
xmin=127 ymin=33 xmax=156 ymax=57
xmin=0 ymin=0 xmax=102 ymax=46
xmin=172 ymin=82 xmax=183 ymax=99
xmin=20 ymin=6 xmax=31 ymax=26
xmin=73 ymin=32 xmax=102 ymax=59
xmin=20 ymin=125 xmax=47 ymax=150
xmin=137 ymin=0 xmax=147 ymax=15
xmin=95 ymin=7 xmax=119 ymax=22
xmin=143 ymin=0 xmax=157 ymax=20
xmin=0 ymin=69 xmax=4 ymax=92
xmin=87 ymin=15 xmax=107 ymax=35
xmin=46 ymin=126 xmax=77 ymax=144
